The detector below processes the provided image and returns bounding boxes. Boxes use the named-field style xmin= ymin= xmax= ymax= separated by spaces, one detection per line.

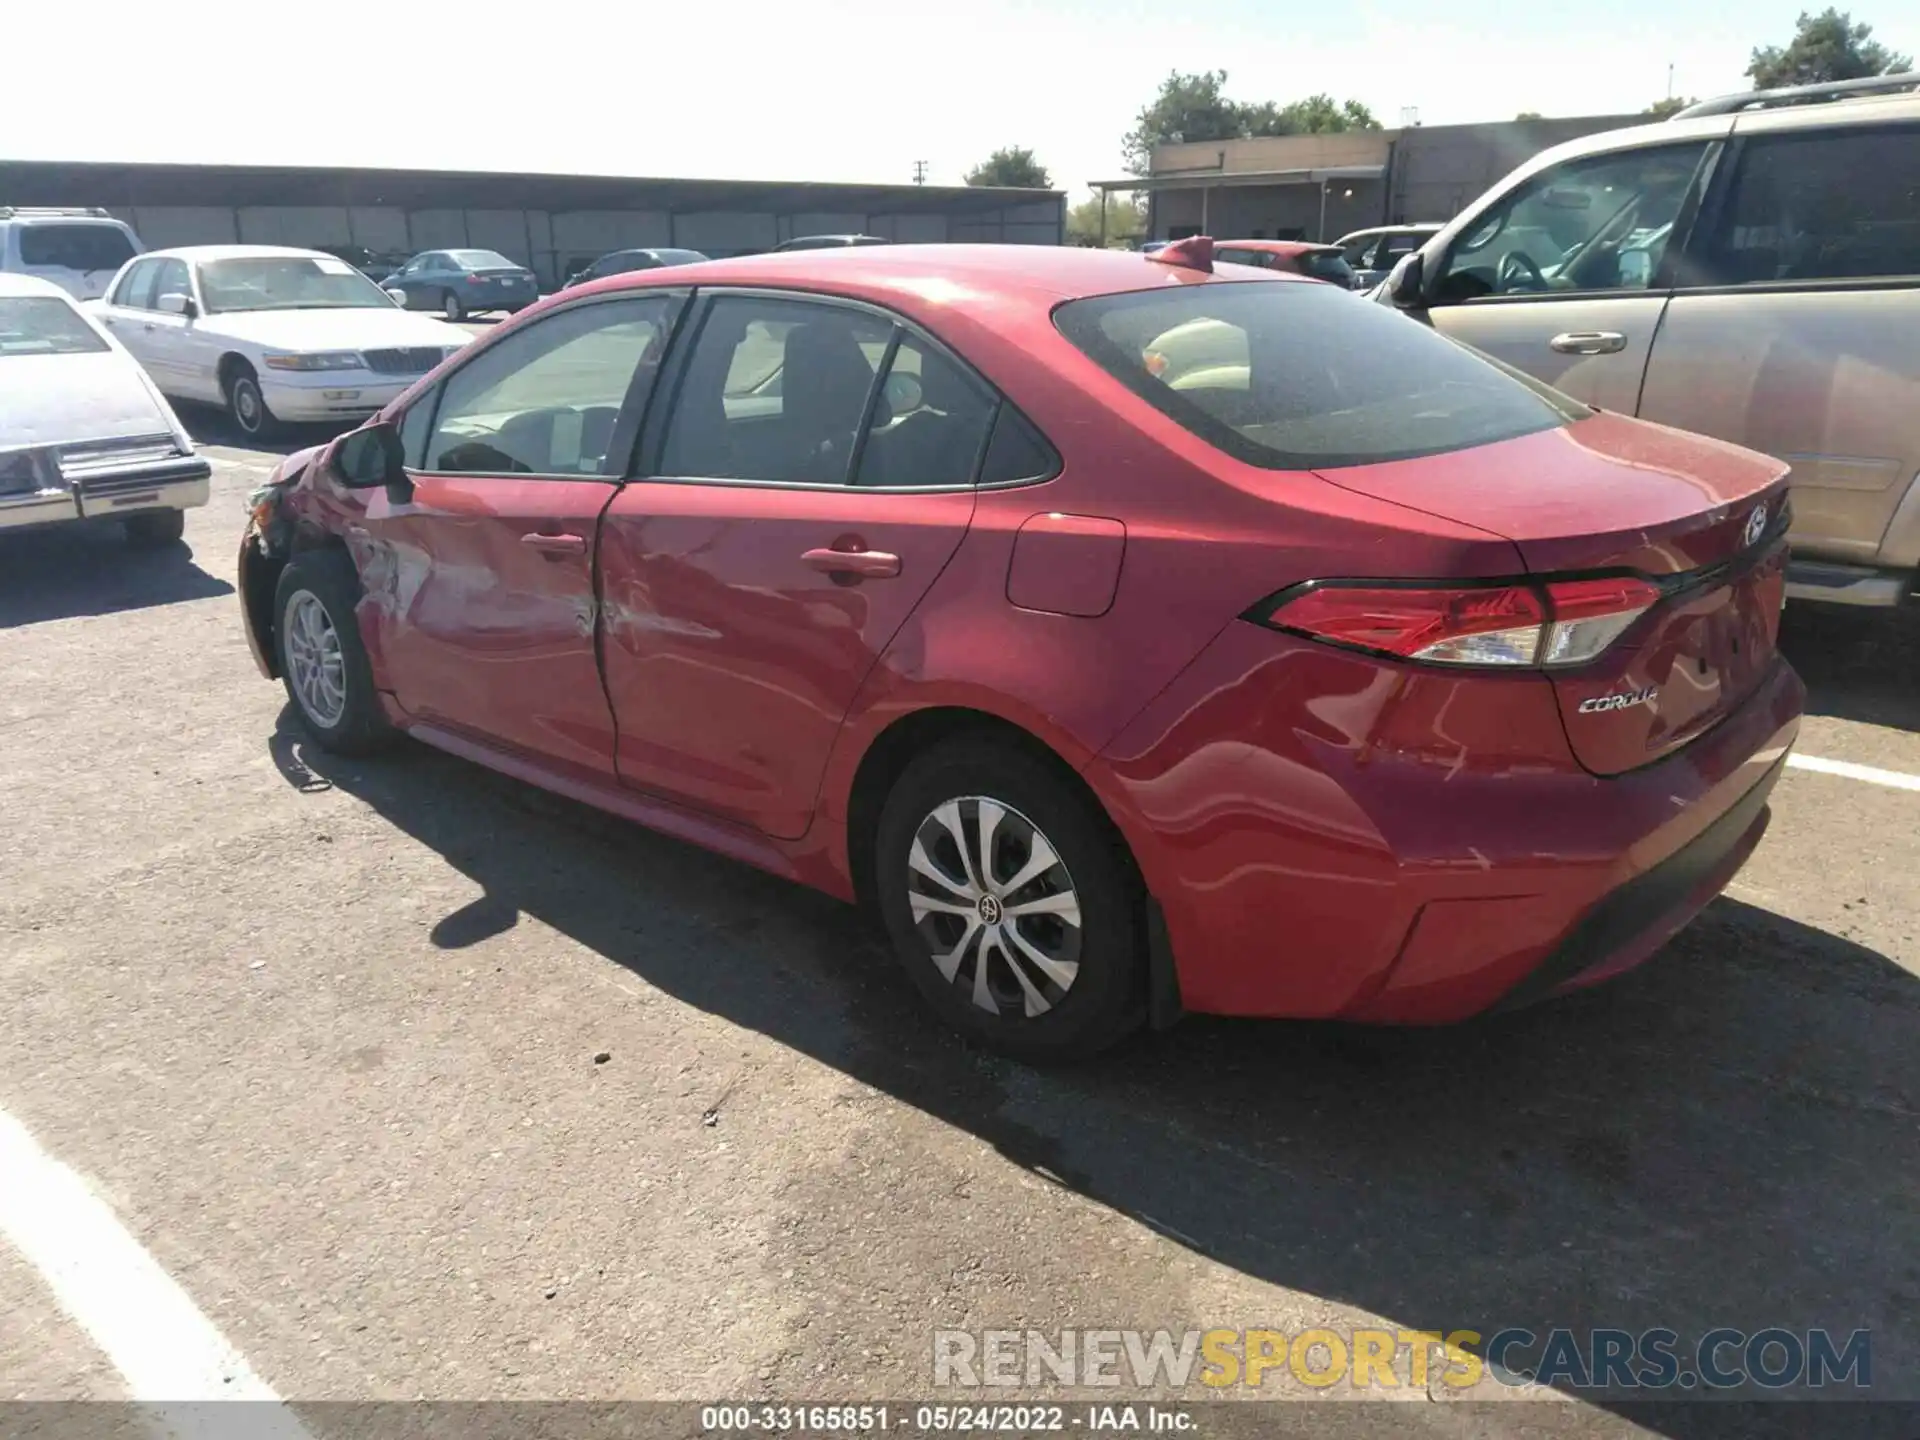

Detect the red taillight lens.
xmin=1261 ymin=577 xmax=1658 ymax=668
xmin=467 ymin=274 xmax=486 ymax=284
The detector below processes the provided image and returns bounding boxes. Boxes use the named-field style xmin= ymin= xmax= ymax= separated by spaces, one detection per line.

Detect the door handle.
xmin=1549 ymin=330 xmax=1627 ymax=355
xmin=521 ymin=531 xmax=588 ymax=555
xmin=802 ymin=546 xmax=901 ymax=579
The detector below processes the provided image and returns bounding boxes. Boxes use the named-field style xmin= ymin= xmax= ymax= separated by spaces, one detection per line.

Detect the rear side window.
xmin=854 ymin=334 xmax=997 ymax=487
xmin=18 ymin=223 xmax=137 ymax=272
xmin=1692 ymin=126 xmax=1920 ymax=284
xmin=1054 ymin=280 xmax=1584 ymax=470
xmin=1297 ymin=251 xmax=1356 ymax=286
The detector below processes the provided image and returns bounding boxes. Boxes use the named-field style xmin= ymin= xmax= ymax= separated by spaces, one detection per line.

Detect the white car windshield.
xmin=198 ymin=257 xmax=395 ymax=314
xmin=0 ymin=297 xmax=109 ymax=357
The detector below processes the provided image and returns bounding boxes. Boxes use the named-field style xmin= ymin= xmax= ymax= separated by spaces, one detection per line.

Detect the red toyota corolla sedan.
xmin=239 ymin=237 xmax=1803 ymax=1061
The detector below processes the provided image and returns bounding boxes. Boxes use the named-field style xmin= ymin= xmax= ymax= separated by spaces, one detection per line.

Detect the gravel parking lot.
xmin=1 ymin=409 xmax=1916 ymax=1438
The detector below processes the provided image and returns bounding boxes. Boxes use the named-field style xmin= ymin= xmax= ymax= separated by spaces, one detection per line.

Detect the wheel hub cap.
xmin=906 ymin=796 xmax=1082 ymax=1019
xmin=285 ymin=591 xmax=346 ymax=728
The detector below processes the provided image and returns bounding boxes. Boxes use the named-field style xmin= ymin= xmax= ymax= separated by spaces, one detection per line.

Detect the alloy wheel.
xmin=284 ymin=591 xmax=347 ymax=729
xmin=905 ymin=796 xmax=1082 ymax=1018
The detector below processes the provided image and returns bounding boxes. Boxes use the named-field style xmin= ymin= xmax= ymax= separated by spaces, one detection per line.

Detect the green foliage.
xmin=1122 ymin=72 xmax=1381 ymax=174
xmin=1066 ymin=193 xmax=1146 ymax=248
xmin=1642 ymin=96 xmax=1695 ymax=117
xmin=1747 ymin=8 xmax=1912 ymax=89
xmin=964 ymin=147 xmax=1053 ymax=189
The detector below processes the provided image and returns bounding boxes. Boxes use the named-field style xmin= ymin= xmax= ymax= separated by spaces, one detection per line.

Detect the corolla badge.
xmin=1578 ymin=686 xmax=1658 ymax=714
xmin=1743 ymin=504 xmax=1768 ymax=548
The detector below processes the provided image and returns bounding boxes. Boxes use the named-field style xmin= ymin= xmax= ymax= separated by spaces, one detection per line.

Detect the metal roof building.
xmin=0 ymin=160 xmax=1066 ymax=286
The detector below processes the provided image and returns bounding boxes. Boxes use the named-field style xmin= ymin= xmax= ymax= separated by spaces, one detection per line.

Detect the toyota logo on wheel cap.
xmin=1743 ymin=505 xmax=1768 ymax=548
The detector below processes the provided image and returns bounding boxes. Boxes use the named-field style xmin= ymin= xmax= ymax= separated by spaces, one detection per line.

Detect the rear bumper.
xmin=1089 ymin=622 xmax=1804 ymax=1024
xmin=0 ymin=457 xmax=210 ymax=531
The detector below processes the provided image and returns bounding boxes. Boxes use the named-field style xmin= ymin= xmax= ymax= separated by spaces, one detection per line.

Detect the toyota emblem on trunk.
xmin=1744 ymin=505 xmax=1768 ymax=548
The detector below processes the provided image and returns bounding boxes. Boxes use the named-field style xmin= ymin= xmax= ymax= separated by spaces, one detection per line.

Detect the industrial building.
xmin=0 ymin=160 xmax=1066 ymax=287
xmin=1096 ymin=113 xmax=1645 ymax=243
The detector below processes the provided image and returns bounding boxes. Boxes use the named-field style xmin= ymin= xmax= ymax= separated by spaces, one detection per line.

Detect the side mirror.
xmin=1385 ymin=252 xmax=1426 ymax=310
xmin=157 ymin=292 xmax=198 ymax=319
xmin=333 ymin=421 xmax=408 ymax=492
xmin=384 ymin=287 xmax=408 ymax=306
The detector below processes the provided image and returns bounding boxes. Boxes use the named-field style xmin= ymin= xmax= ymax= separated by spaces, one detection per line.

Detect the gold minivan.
xmin=1381 ymin=74 xmax=1920 ymax=607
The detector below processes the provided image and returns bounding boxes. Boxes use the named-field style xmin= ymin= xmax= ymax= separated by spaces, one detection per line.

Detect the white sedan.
xmin=0 ymin=273 xmax=210 ymax=545
xmin=94 ymin=245 xmax=474 ymax=440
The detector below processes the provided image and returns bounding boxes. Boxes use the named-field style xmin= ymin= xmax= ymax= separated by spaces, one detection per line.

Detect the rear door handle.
xmin=1549 ymin=330 xmax=1627 ymax=355
xmin=802 ymin=546 xmax=901 ymax=579
xmin=521 ymin=531 xmax=588 ymax=555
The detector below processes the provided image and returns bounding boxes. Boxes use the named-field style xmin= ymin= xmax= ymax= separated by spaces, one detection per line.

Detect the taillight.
xmin=467 ymin=274 xmax=486 ymax=284
xmin=1257 ymin=576 xmax=1659 ymax=668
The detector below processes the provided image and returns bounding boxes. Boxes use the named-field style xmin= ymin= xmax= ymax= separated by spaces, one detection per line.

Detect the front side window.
xmin=424 ymin=295 xmax=674 ymax=476
xmin=1433 ymin=143 xmax=1710 ymax=302
xmin=0 ymin=296 xmax=109 ymax=357
xmin=199 ymin=256 xmax=396 ymax=313
xmin=1055 ymin=279 xmax=1585 ymax=470
xmin=659 ymin=296 xmax=889 ymax=485
xmin=18 ymin=223 xmax=137 ymax=272
xmin=1690 ymin=126 xmax=1920 ymax=285
xmin=152 ymin=259 xmax=191 ymax=307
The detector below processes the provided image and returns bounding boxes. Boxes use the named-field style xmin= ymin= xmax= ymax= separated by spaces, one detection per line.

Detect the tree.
xmin=1122 ymin=70 xmax=1241 ymax=174
xmin=1747 ymin=8 xmax=1912 ymax=89
xmin=1515 ymin=111 xmax=1544 ymax=120
xmin=965 ymin=146 xmax=1053 ymax=189
xmin=1066 ymin=192 xmax=1146 ymax=248
xmin=1256 ymin=94 xmax=1382 ymax=135
xmin=1642 ymin=96 xmax=1696 ymax=117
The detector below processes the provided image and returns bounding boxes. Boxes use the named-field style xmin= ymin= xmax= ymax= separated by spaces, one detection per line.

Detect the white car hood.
xmin=1 ymin=351 xmax=181 ymax=449
xmin=199 ymin=307 xmax=473 ymax=352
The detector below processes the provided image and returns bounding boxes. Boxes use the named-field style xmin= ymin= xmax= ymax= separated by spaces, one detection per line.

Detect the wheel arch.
xmin=216 ymin=351 xmax=255 ymax=396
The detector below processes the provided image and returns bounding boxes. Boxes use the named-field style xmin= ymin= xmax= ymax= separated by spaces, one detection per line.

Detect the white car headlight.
xmin=262 ymin=352 xmax=365 ymax=372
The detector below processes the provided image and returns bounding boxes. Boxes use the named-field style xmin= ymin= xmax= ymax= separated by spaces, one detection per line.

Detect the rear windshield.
xmin=1053 ymin=280 xmax=1584 ymax=470
xmin=0 ymin=296 xmax=109 ymax=356
xmin=452 ymin=250 xmax=515 ymax=269
xmin=17 ymin=223 xmax=137 ymax=272
xmin=1297 ymin=251 xmax=1356 ymax=286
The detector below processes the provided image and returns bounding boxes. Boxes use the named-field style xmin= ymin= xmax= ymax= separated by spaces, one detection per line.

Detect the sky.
xmin=8 ymin=0 xmax=1908 ymax=197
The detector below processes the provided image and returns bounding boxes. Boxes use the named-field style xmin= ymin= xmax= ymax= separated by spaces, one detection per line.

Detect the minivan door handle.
xmin=1550 ymin=330 xmax=1627 ymax=355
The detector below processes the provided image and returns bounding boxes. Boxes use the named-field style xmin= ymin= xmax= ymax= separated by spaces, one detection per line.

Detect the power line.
xmin=912 ymin=160 xmax=928 ymax=185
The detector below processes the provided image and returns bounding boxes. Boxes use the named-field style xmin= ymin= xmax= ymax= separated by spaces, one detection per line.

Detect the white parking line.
xmin=1787 ymin=753 xmax=1920 ymax=793
xmin=0 ymin=1106 xmax=313 ymax=1437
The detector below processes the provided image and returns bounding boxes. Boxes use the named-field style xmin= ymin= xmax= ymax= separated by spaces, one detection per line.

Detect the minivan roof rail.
xmin=0 ymin=205 xmax=116 ymax=220
xmin=1672 ymin=70 xmax=1919 ymax=118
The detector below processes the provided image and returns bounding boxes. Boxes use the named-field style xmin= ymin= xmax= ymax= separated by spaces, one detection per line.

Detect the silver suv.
xmin=0 ymin=208 xmax=143 ymax=302
xmin=1380 ymin=73 xmax=1920 ymax=607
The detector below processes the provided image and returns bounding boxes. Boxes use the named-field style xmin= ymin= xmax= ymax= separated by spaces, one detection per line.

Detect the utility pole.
xmin=912 ymin=160 xmax=928 ymax=186
xmin=1667 ymin=63 xmax=1675 ymax=100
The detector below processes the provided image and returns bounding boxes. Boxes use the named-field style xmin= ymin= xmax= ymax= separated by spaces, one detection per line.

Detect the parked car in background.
xmin=318 ymin=244 xmax=413 ymax=281
xmin=0 ymin=273 xmax=209 ymax=546
xmin=1335 ymin=224 xmax=1443 ymax=289
xmin=1377 ymin=73 xmax=1920 ymax=607
xmin=563 ymin=247 xmax=709 ymax=288
xmin=381 ymin=249 xmax=539 ymax=319
xmin=1215 ymin=240 xmax=1359 ymax=287
xmin=240 ymin=241 xmax=1800 ymax=1061
xmin=771 ymin=235 xmax=888 ymax=252
xmin=0 ymin=208 xmax=144 ymax=301
xmin=96 ymin=246 xmax=472 ymax=440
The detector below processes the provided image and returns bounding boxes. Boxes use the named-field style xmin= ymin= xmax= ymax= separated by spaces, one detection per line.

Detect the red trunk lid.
xmin=1317 ymin=413 xmax=1792 ymax=775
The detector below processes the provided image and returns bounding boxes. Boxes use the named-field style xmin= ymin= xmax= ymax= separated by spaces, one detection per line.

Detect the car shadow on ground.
xmin=176 ymin=404 xmax=355 ymax=457
xmin=0 ymin=523 xmax=233 ymax=629
xmin=1779 ymin=604 xmax=1920 ymax=733
xmin=273 ymin=712 xmax=1918 ymax=1437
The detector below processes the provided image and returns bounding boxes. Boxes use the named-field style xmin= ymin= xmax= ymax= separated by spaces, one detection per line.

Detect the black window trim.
xmin=628 ymin=284 xmax=1058 ymax=495
xmin=1431 ymin=137 xmax=1723 ymax=309
xmin=1668 ymin=120 xmax=1920 ymax=296
xmin=401 ymin=289 xmax=692 ymax=482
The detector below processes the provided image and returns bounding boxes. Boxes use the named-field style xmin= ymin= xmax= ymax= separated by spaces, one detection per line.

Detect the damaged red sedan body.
xmin=239 ymin=239 xmax=1802 ymax=1060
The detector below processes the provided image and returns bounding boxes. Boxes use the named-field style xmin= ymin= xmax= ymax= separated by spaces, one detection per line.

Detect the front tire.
xmin=226 ymin=362 xmax=281 ymax=441
xmin=273 ymin=552 xmax=395 ymax=756
xmin=874 ymin=736 xmax=1147 ymax=1062
xmin=442 ymin=289 xmax=465 ymax=321
xmin=124 ymin=509 xmax=186 ymax=547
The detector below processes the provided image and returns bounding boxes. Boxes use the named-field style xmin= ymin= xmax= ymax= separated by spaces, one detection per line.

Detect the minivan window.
xmin=1692 ymin=126 xmax=1920 ymax=285
xmin=18 ymin=223 xmax=137 ymax=272
xmin=1055 ymin=280 xmax=1585 ymax=470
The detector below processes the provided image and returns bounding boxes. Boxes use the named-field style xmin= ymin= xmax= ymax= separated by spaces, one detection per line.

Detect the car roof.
xmin=569 ymin=242 xmax=1303 ymax=310
xmin=0 ymin=271 xmax=78 ymax=299
xmin=1215 ymin=240 xmax=1340 ymax=256
xmin=138 ymin=244 xmax=337 ymax=263
xmin=1334 ymin=224 xmax=1442 ymax=242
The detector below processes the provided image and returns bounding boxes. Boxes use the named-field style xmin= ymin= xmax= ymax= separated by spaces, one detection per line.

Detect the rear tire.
xmin=124 ymin=509 xmax=186 ymax=547
xmin=442 ymin=289 xmax=465 ymax=321
xmin=873 ymin=736 xmax=1147 ymax=1062
xmin=273 ymin=552 xmax=396 ymax=756
xmin=226 ymin=361 xmax=282 ymax=441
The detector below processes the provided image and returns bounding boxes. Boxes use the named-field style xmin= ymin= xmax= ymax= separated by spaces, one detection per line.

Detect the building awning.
xmin=1088 ymin=165 xmax=1385 ymax=193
